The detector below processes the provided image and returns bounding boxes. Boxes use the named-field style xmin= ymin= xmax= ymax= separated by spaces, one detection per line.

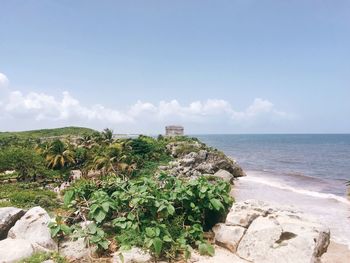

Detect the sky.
xmin=0 ymin=0 xmax=349 ymax=134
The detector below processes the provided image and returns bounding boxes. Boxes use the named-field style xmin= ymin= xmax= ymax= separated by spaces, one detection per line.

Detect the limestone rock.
xmin=212 ymin=223 xmax=246 ymax=252
xmin=214 ymin=200 xmax=330 ymax=263
xmin=213 ymin=169 xmax=234 ymax=183
xmin=0 ymin=238 xmax=34 ymax=263
xmin=236 ymin=216 xmax=283 ymax=261
xmin=225 ymin=200 xmax=268 ymax=227
xmin=60 ymin=238 xmax=91 ymax=262
xmin=0 ymin=207 xmax=25 ymax=239
xmin=8 ymin=206 xmax=57 ymax=251
xmin=112 ymin=247 xmax=152 ymax=263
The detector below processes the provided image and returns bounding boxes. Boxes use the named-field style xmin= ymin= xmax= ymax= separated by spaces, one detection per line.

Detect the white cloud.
xmin=0 ymin=72 xmax=292 ymax=132
xmin=0 ymin=73 xmax=9 ymax=89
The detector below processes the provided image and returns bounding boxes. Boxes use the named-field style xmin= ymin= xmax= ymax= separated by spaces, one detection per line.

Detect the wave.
xmin=241 ymin=174 xmax=350 ymax=205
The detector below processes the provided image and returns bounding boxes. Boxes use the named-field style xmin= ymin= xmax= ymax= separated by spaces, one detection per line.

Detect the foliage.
xmin=0 ymin=148 xmax=53 ymax=181
xmin=0 ymin=126 xmax=96 ymax=140
xmin=19 ymin=252 xmax=67 ymax=263
xmin=45 ymin=140 xmax=75 ymax=169
xmin=48 ymin=215 xmax=72 ymax=239
xmin=63 ymin=174 xmax=233 ymax=260
xmin=0 ymin=183 xmax=59 ymax=210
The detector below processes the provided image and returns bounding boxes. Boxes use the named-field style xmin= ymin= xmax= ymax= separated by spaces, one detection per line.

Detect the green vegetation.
xmin=0 ymin=183 xmax=59 ymax=210
xmin=0 ymin=127 xmax=234 ymax=261
xmin=20 ymin=252 xmax=67 ymax=263
xmin=0 ymin=126 xmax=96 ymax=140
xmin=61 ymin=174 xmax=232 ymax=260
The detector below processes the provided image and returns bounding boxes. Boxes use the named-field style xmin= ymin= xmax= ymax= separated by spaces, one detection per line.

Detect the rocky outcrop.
xmin=0 ymin=238 xmax=35 ymax=263
xmin=163 ymin=142 xmax=245 ymax=182
xmin=8 ymin=206 xmax=57 ymax=251
xmin=213 ymin=200 xmax=330 ymax=263
xmin=112 ymin=247 xmax=152 ymax=263
xmin=0 ymin=206 xmax=58 ymax=262
xmin=0 ymin=207 xmax=25 ymax=239
xmin=59 ymin=238 xmax=90 ymax=262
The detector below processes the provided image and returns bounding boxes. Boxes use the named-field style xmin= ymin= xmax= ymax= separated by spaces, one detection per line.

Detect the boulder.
xmin=225 ymin=200 xmax=268 ymax=227
xmin=236 ymin=216 xmax=283 ymax=261
xmin=212 ymin=223 xmax=246 ymax=252
xmin=8 ymin=206 xmax=57 ymax=251
xmin=0 ymin=207 xmax=25 ymax=239
xmin=213 ymin=200 xmax=330 ymax=263
xmin=112 ymin=247 xmax=152 ymax=263
xmin=212 ymin=169 xmax=234 ymax=183
xmin=60 ymin=238 xmax=91 ymax=262
xmin=0 ymin=238 xmax=35 ymax=263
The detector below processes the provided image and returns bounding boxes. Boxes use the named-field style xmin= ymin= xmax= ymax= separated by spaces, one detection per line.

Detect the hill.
xmin=0 ymin=126 xmax=97 ymax=139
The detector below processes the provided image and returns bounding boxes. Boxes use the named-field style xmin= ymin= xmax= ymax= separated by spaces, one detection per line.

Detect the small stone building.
xmin=165 ymin=125 xmax=184 ymax=136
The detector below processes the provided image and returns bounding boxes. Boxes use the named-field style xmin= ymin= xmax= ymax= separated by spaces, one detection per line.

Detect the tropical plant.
xmin=63 ymin=174 xmax=233 ymax=259
xmin=45 ymin=140 xmax=75 ymax=169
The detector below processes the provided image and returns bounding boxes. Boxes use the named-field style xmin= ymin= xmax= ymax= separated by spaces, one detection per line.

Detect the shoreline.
xmin=232 ymin=170 xmax=350 ymax=261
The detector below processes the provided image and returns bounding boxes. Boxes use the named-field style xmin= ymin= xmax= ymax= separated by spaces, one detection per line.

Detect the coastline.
xmin=232 ymin=170 xmax=350 ymax=261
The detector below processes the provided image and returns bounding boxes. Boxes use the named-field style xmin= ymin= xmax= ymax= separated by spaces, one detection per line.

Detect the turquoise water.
xmin=195 ymin=134 xmax=350 ymax=246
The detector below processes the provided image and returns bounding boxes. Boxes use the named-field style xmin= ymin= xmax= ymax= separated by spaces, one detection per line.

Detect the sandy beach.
xmin=231 ymin=171 xmax=350 ymax=262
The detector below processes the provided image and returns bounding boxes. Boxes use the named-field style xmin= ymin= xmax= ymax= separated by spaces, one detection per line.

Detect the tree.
xmin=45 ymin=140 xmax=75 ymax=169
xmin=92 ymin=143 xmax=128 ymax=177
xmin=0 ymin=148 xmax=49 ymax=181
xmin=101 ymin=128 xmax=114 ymax=145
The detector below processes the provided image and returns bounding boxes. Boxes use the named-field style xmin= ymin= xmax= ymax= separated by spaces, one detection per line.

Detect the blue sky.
xmin=0 ymin=0 xmax=349 ymax=134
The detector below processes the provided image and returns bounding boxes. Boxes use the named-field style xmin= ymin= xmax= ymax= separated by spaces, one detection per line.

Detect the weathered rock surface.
xmin=163 ymin=142 xmax=245 ymax=181
xmin=212 ymin=223 xmax=246 ymax=252
xmin=0 ymin=238 xmax=35 ymax=263
xmin=0 ymin=207 xmax=25 ymax=239
xmin=60 ymin=238 xmax=91 ymax=262
xmin=213 ymin=200 xmax=330 ymax=263
xmin=112 ymin=247 xmax=152 ymax=263
xmin=213 ymin=169 xmax=234 ymax=183
xmin=8 ymin=206 xmax=57 ymax=251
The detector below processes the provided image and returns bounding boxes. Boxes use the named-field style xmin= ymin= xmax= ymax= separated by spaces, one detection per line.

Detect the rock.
xmin=112 ymin=247 xmax=152 ymax=263
xmin=213 ymin=169 xmax=234 ymax=183
xmin=214 ymin=200 xmax=330 ymax=263
xmin=197 ymin=150 xmax=208 ymax=161
xmin=212 ymin=223 xmax=246 ymax=252
xmin=0 ymin=207 xmax=25 ymax=239
xmin=180 ymin=157 xmax=196 ymax=167
xmin=70 ymin=169 xmax=82 ymax=181
xmin=0 ymin=238 xmax=35 ymax=263
xmin=42 ymin=260 xmax=55 ymax=263
xmin=196 ymin=162 xmax=214 ymax=173
xmin=60 ymin=238 xmax=91 ymax=262
xmin=236 ymin=216 xmax=283 ymax=261
xmin=225 ymin=200 xmax=268 ymax=227
xmin=8 ymin=206 xmax=57 ymax=251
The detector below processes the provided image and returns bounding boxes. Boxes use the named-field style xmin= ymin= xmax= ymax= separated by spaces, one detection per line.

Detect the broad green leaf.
xmin=145 ymin=227 xmax=156 ymax=237
xmin=167 ymin=204 xmax=175 ymax=215
xmin=101 ymin=202 xmax=110 ymax=213
xmin=210 ymin=198 xmax=223 ymax=211
xmin=60 ymin=224 xmax=71 ymax=235
xmin=63 ymin=190 xmax=74 ymax=206
xmin=153 ymin=237 xmax=163 ymax=256
xmin=94 ymin=209 xmax=106 ymax=223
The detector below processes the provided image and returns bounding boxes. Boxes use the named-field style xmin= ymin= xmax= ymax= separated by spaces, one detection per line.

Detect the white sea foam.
xmin=240 ymin=173 xmax=350 ymax=205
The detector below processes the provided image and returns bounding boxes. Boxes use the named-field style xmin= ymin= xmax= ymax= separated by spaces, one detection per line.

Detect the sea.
xmin=195 ymin=134 xmax=350 ymax=247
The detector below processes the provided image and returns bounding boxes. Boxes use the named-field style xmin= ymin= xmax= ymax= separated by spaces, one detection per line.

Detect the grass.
xmin=0 ymin=182 xmax=60 ymax=211
xmin=0 ymin=126 xmax=97 ymax=139
xmin=19 ymin=252 xmax=67 ymax=263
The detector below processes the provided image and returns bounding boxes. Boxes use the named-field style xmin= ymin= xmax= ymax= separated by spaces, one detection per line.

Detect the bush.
xmin=0 ymin=183 xmax=59 ymax=210
xmin=63 ymin=174 xmax=233 ymax=260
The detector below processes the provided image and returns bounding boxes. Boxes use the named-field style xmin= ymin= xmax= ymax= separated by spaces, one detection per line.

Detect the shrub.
xmin=63 ymin=174 xmax=233 ymax=260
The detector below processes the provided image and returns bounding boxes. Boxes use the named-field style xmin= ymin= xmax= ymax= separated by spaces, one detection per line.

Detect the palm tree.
xmin=45 ymin=140 xmax=75 ymax=169
xmin=101 ymin=128 xmax=114 ymax=145
xmin=92 ymin=143 xmax=128 ymax=177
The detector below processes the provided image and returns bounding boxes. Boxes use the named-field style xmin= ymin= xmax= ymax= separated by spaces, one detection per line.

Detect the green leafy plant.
xmin=63 ymin=174 xmax=233 ymax=260
xmin=48 ymin=216 xmax=71 ymax=239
